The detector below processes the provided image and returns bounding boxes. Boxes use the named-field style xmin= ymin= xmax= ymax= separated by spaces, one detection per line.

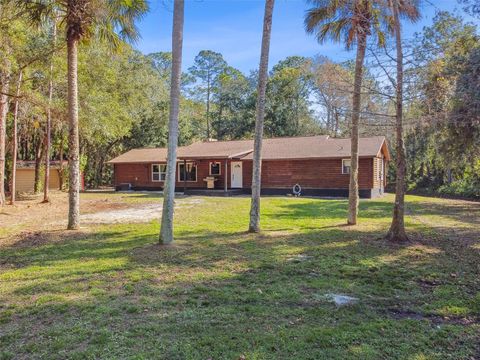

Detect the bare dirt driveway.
xmin=0 ymin=191 xmax=202 ymax=241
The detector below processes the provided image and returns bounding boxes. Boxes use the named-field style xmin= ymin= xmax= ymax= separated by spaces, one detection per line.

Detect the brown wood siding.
xmin=242 ymin=158 xmax=374 ymax=190
xmin=114 ymin=158 xmax=375 ymax=190
xmin=114 ymin=159 xmax=232 ymax=189
xmin=373 ymin=157 xmax=380 ymax=188
xmin=372 ymin=156 xmax=387 ymax=189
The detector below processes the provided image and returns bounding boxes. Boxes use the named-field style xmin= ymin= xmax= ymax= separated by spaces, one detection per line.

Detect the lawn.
xmin=0 ymin=193 xmax=479 ymax=359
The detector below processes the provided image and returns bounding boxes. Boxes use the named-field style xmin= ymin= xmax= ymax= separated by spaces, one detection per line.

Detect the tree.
xmin=248 ymin=0 xmax=275 ymax=233
xmin=189 ymin=50 xmax=227 ymax=139
xmin=43 ymin=12 xmax=57 ymax=203
xmin=19 ymin=0 xmax=148 ymax=229
xmin=0 ymin=3 xmax=13 ymax=206
xmin=385 ymin=0 xmax=419 ymax=242
xmin=265 ymin=56 xmax=317 ymax=137
xmin=212 ymin=66 xmax=254 ymax=140
xmin=9 ymin=71 xmax=22 ymax=205
xmin=160 ymin=0 xmax=185 ymax=245
xmin=311 ymin=56 xmax=353 ymax=136
xmin=305 ymin=0 xmax=390 ymax=225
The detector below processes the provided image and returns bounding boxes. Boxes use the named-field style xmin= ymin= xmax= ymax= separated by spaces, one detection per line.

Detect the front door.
xmin=231 ymin=161 xmax=243 ymax=188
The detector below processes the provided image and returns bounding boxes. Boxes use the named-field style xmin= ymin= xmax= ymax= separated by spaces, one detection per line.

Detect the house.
xmin=15 ymin=161 xmax=65 ymax=193
xmin=108 ymin=135 xmax=390 ymax=198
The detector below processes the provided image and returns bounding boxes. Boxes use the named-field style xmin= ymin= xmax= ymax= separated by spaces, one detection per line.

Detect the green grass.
xmin=1 ymin=194 xmax=479 ymax=359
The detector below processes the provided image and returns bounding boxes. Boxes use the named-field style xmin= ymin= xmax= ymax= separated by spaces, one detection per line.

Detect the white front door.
xmin=231 ymin=161 xmax=243 ymax=188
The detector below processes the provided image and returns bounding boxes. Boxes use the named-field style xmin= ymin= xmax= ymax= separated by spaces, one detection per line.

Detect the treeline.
xmin=0 ymin=4 xmax=479 ymax=200
xmin=403 ymin=12 xmax=480 ymax=198
xmin=0 ymin=11 xmax=383 ymax=191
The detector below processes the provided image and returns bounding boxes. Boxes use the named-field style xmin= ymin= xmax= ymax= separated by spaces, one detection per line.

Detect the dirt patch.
xmin=79 ymin=198 xmax=204 ymax=225
xmin=7 ymin=229 xmax=92 ymax=249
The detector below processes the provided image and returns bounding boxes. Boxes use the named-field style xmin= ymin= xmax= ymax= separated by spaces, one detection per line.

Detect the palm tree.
xmin=248 ymin=0 xmax=275 ymax=233
xmin=159 ymin=0 xmax=185 ymax=245
xmin=385 ymin=0 xmax=419 ymax=242
xmin=19 ymin=0 xmax=148 ymax=229
xmin=305 ymin=0 xmax=389 ymax=225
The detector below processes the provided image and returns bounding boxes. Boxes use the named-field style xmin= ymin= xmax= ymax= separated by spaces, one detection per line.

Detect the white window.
xmin=342 ymin=159 xmax=351 ymax=174
xmin=152 ymin=164 xmax=167 ymax=182
xmin=209 ymin=161 xmax=221 ymax=176
xmin=178 ymin=162 xmax=197 ymax=182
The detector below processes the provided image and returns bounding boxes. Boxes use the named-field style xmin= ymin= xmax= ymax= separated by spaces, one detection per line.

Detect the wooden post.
xmin=224 ymin=159 xmax=228 ymax=193
xmin=183 ymin=159 xmax=187 ymax=194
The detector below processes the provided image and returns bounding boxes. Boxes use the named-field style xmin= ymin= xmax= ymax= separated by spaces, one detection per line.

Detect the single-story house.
xmin=108 ymin=135 xmax=390 ymax=198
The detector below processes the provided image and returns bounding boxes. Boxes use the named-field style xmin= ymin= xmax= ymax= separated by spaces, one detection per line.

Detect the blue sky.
xmin=135 ymin=0 xmax=478 ymax=73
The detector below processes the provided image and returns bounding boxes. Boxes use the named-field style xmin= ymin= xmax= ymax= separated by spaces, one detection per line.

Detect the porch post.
xmin=224 ymin=159 xmax=228 ymax=193
xmin=183 ymin=159 xmax=187 ymax=194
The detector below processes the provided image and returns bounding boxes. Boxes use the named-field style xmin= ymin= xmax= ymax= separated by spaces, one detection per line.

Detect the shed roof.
xmin=108 ymin=135 xmax=389 ymax=164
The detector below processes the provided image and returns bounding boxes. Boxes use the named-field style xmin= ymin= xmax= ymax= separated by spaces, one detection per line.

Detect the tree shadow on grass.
xmin=1 ymin=222 xmax=479 ymax=359
xmin=271 ymin=199 xmax=395 ymax=221
xmin=1 ymin=196 xmax=479 ymax=358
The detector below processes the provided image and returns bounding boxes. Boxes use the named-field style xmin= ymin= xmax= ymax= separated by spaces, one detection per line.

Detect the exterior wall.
xmin=242 ymin=158 xmax=374 ymax=190
xmin=114 ymin=159 xmax=233 ymax=190
xmin=113 ymin=157 xmax=377 ymax=195
xmin=15 ymin=169 xmax=60 ymax=193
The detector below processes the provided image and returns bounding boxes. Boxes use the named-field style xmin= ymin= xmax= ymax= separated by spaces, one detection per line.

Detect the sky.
xmin=135 ymin=0 xmax=479 ymax=73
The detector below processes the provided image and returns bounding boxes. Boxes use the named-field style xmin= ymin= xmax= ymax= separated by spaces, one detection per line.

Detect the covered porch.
xmin=177 ymin=156 xmax=246 ymax=194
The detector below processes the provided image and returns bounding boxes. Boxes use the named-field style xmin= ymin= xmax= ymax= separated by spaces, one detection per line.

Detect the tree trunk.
xmin=159 ymin=0 xmax=184 ymax=245
xmin=0 ymin=67 xmax=10 ymax=206
xmin=386 ymin=0 xmax=408 ymax=242
xmin=9 ymin=71 xmax=22 ymax=205
xmin=248 ymin=0 xmax=275 ymax=233
xmin=206 ymin=70 xmax=211 ymax=139
xmin=34 ymin=136 xmax=44 ymax=194
xmin=43 ymin=14 xmax=57 ymax=203
xmin=347 ymin=32 xmax=367 ymax=225
xmin=67 ymin=37 xmax=80 ymax=230
xmin=59 ymin=131 xmax=64 ymax=190
xmin=334 ymin=108 xmax=339 ymax=137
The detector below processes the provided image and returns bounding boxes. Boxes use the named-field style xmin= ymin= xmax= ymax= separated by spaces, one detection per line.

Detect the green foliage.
xmin=265 ymin=56 xmax=319 ymax=137
xmin=405 ymin=12 xmax=480 ymax=198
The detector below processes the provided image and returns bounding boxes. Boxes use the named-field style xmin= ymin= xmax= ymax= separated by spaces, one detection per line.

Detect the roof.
xmin=108 ymin=135 xmax=390 ymax=164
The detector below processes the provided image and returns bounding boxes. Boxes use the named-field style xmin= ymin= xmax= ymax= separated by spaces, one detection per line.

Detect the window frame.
xmin=178 ymin=162 xmax=198 ymax=182
xmin=342 ymin=159 xmax=351 ymax=175
xmin=209 ymin=161 xmax=221 ymax=176
xmin=152 ymin=164 xmax=167 ymax=182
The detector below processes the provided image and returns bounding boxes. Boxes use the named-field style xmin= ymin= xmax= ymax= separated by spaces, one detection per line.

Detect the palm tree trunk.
xmin=67 ymin=37 xmax=80 ymax=230
xmin=160 ymin=0 xmax=184 ymax=245
xmin=249 ymin=0 xmax=275 ymax=233
xmin=347 ymin=32 xmax=367 ymax=225
xmin=386 ymin=0 xmax=408 ymax=242
xmin=43 ymin=14 xmax=57 ymax=203
xmin=9 ymin=71 xmax=22 ymax=205
xmin=0 ymin=68 xmax=10 ymax=206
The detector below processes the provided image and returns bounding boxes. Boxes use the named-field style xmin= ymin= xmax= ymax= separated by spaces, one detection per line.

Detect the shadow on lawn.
xmin=1 ymin=223 xmax=479 ymax=358
xmin=272 ymin=199 xmax=395 ymax=221
xmin=1 ymin=197 xmax=479 ymax=358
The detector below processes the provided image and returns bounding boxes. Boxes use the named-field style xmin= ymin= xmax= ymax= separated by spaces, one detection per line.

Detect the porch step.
xmin=184 ymin=189 xmax=245 ymax=197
